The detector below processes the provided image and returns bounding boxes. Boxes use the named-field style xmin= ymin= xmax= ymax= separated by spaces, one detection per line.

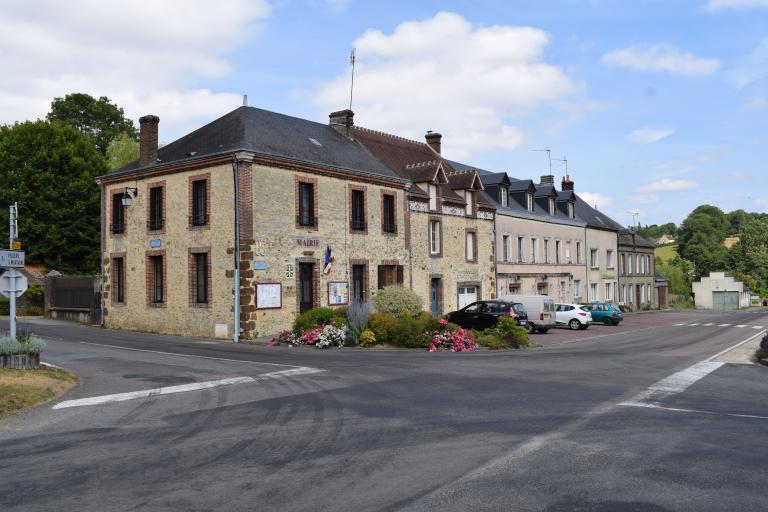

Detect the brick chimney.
xmin=562 ymin=174 xmax=574 ymax=191
xmin=425 ymin=131 xmax=442 ymax=154
xmin=540 ymin=174 xmax=554 ymax=185
xmin=139 ymin=115 xmax=159 ymax=167
xmin=329 ymin=109 xmax=354 ymax=138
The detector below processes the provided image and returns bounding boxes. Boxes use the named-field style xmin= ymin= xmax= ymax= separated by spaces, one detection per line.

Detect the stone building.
xmin=352 ymin=126 xmax=496 ymax=314
xmin=574 ymin=191 xmax=621 ymax=303
xmin=98 ymin=107 xmax=409 ymax=339
xmin=617 ymin=229 xmax=656 ymax=309
xmin=480 ymin=173 xmax=587 ymax=302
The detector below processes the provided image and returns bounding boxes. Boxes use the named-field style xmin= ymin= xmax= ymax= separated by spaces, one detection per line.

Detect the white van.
xmin=499 ymin=294 xmax=556 ymax=334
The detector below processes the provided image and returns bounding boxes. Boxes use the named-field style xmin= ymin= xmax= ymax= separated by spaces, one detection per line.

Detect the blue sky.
xmin=2 ymin=0 xmax=767 ymax=226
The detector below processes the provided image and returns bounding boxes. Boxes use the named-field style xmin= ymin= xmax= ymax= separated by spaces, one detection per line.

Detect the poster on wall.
xmin=256 ymin=283 xmax=282 ymax=309
xmin=327 ymin=281 xmax=349 ymax=306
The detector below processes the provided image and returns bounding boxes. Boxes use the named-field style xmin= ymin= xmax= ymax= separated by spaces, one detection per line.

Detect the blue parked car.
xmin=582 ymin=302 xmax=623 ymax=326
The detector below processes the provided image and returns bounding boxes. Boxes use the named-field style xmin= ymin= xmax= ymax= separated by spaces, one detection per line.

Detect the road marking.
xmin=718 ymin=324 xmax=731 ymax=327
xmin=752 ymin=326 xmax=763 ymax=330
xmin=689 ymin=323 xmax=700 ymax=326
xmin=621 ymin=330 xmax=766 ymax=409
xmin=703 ymin=323 xmax=715 ymax=326
xmin=621 ymin=401 xmax=768 ymax=420
xmin=78 ymin=341 xmax=306 ymax=368
xmin=52 ymin=367 xmax=324 ymax=410
xmin=674 ymin=323 xmax=687 ymax=326
xmin=736 ymin=325 xmax=747 ymax=328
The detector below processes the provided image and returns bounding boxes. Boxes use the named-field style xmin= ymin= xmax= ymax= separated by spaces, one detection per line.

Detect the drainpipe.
xmin=232 ymin=157 xmax=241 ymax=343
xmin=99 ymin=182 xmax=105 ymax=327
xmin=493 ymin=211 xmax=498 ymax=299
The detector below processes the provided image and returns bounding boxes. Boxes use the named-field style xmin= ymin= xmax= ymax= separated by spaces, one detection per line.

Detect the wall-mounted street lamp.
xmin=121 ymin=187 xmax=138 ymax=206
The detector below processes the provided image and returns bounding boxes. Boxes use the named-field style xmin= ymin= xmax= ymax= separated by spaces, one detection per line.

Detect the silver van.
xmin=499 ymin=294 xmax=556 ymax=334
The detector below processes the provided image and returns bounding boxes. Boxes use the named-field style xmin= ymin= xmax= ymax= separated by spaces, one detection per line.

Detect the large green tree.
xmin=0 ymin=121 xmax=107 ymax=273
xmin=47 ymin=93 xmax=136 ymax=156
xmin=677 ymin=205 xmax=729 ymax=277
xmin=726 ymin=216 xmax=768 ymax=289
xmin=107 ymin=132 xmax=139 ymax=170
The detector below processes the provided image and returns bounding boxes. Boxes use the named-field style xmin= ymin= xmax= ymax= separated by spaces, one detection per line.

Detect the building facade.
xmin=481 ymin=173 xmax=588 ymax=303
xmin=692 ymin=272 xmax=751 ymax=310
xmin=617 ymin=229 xmax=656 ymax=309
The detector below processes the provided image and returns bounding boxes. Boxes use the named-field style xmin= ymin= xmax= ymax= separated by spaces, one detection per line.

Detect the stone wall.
xmin=238 ymin=163 xmax=409 ymax=337
xmin=408 ymin=205 xmax=495 ymax=314
xmin=103 ymin=162 xmax=236 ymax=338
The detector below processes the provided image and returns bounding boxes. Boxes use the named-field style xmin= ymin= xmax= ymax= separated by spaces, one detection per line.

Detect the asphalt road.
xmin=1 ymin=310 xmax=767 ymax=511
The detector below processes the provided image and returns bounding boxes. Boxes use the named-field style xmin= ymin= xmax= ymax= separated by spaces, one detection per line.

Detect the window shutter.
xmin=396 ymin=265 xmax=404 ymax=285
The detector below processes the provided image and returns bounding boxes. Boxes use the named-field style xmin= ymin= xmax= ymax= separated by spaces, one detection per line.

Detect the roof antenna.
xmin=553 ymin=156 xmax=568 ymax=175
xmin=533 ymin=146 xmax=552 ymax=174
xmin=628 ymin=210 xmax=640 ymax=229
xmin=243 ymin=94 xmax=248 ymax=107
xmin=348 ymin=49 xmax=356 ymax=111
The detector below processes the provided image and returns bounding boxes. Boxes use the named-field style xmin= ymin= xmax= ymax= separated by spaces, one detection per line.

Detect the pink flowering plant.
xmin=424 ymin=323 xmax=478 ymax=352
xmin=271 ymin=330 xmax=298 ymax=346
xmin=298 ymin=328 xmax=321 ymax=346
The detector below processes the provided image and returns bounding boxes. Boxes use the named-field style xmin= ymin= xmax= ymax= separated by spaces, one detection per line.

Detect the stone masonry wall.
xmin=103 ymin=163 xmax=235 ymax=338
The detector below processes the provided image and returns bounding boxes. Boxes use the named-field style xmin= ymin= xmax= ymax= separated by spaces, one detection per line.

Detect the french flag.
xmin=323 ymin=245 xmax=334 ymax=275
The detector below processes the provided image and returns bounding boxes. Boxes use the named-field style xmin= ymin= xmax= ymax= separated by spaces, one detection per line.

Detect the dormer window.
xmin=568 ymin=202 xmax=575 ymax=218
xmin=465 ymin=191 xmax=474 ymax=216
xmin=428 ymin=184 xmax=438 ymax=210
xmin=500 ymin=187 xmax=508 ymax=207
xmin=526 ymin=193 xmax=534 ymax=212
xmin=549 ymin=198 xmax=556 ymax=216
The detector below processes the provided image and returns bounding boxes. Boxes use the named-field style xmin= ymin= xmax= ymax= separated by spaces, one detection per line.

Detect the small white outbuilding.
xmin=692 ymin=272 xmax=751 ymax=311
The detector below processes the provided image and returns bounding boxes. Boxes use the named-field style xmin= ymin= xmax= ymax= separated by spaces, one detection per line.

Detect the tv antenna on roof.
xmin=627 ymin=210 xmax=640 ymax=229
xmin=553 ymin=156 xmax=568 ymax=175
xmin=348 ymin=49 xmax=356 ymax=111
xmin=533 ymin=147 xmax=552 ymax=174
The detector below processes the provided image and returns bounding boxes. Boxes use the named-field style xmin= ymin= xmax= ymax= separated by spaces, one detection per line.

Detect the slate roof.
xmin=619 ymin=229 xmax=655 ymax=248
xmin=574 ymin=194 xmax=624 ymax=231
xmin=108 ymin=106 xmax=404 ymax=182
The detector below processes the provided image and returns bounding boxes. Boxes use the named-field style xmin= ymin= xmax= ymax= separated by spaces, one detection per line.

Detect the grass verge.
xmin=0 ymin=366 xmax=76 ymax=417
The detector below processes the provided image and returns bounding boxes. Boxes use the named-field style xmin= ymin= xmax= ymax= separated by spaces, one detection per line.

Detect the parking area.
xmin=530 ymin=309 xmax=733 ymax=347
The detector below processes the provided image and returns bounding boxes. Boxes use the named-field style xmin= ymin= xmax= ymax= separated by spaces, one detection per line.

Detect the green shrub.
xmin=293 ymin=307 xmax=336 ymax=335
xmin=481 ymin=317 xmax=530 ymax=349
xmin=373 ymin=286 xmax=423 ymax=316
xmin=389 ymin=311 xmax=436 ymax=348
xmin=0 ymin=297 xmax=8 ymax=316
xmin=368 ymin=312 xmax=397 ymax=344
xmin=0 ymin=335 xmax=46 ymax=355
xmin=476 ymin=333 xmax=504 ymax=350
xmin=25 ymin=285 xmax=44 ymax=309
xmin=359 ymin=329 xmax=377 ymax=348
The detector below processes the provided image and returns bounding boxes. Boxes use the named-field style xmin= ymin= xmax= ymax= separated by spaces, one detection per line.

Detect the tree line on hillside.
xmin=651 ymin=205 xmax=768 ymax=298
xmin=0 ymin=93 xmax=139 ymax=274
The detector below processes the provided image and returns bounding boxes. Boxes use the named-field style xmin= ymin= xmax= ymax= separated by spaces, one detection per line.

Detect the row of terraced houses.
xmin=97 ymin=105 xmax=663 ymax=340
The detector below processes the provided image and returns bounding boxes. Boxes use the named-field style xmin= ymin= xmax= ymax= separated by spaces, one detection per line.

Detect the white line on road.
xmin=78 ymin=341 xmax=306 ymax=368
xmin=52 ymin=366 xmax=324 ymax=410
xmin=689 ymin=323 xmax=700 ymax=326
xmin=718 ymin=324 xmax=731 ymax=327
xmin=752 ymin=326 xmax=763 ymax=330
xmin=704 ymin=323 xmax=715 ymax=326
xmin=674 ymin=323 xmax=687 ymax=326
xmin=621 ymin=401 xmax=768 ymax=420
xmin=736 ymin=325 xmax=747 ymax=328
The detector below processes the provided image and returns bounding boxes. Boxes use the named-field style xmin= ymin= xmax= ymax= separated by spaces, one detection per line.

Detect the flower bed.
xmin=0 ymin=336 xmax=46 ymax=369
xmin=425 ymin=320 xmax=478 ymax=352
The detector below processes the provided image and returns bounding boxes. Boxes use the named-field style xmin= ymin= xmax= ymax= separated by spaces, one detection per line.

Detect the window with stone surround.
xmin=111 ymin=193 xmax=125 ymax=234
xmin=429 ymin=218 xmax=442 ymax=256
xmin=377 ymin=264 xmax=403 ymax=288
xmin=351 ymin=262 xmax=368 ymax=301
xmin=556 ymin=240 xmax=561 ymax=264
xmin=148 ymin=185 xmax=164 ymax=231
xmin=146 ymin=252 xmax=166 ymax=306
xmin=112 ymin=255 xmax=125 ymax=304
xmin=381 ymin=193 xmax=397 ymax=233
xmin=517 ymin=236 xmax=524 ymax=263
xmin=189 ymin=175 xmax=210 ymax=228
xmin=189 ymin=248 xmax=211 ymax=306
xmin=502 ymin=235 xmax=510 ymax=262
xmin=465 ymin=230 xmax=477 ymax=262
xmin=350 ymin=188 xmax=366 ymax=232
xmin=297 ymin=179 xmax=317 ymax=227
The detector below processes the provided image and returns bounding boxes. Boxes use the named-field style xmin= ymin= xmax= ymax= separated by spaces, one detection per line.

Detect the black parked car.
xmin=446 ymin=300 xmax=528 ymax=331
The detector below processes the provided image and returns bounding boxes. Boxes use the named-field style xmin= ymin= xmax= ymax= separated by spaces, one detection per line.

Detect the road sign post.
xmin=4 ymin=202 xmax=23 ymax=339
xmin=0 ymin=269 xmax=27 ymax=339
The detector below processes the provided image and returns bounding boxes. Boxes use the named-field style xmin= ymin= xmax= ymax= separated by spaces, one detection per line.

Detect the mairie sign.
xmin=0 ymin=250 xmax=25 ymax=268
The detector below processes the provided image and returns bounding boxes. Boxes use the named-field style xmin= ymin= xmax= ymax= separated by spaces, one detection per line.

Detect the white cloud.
xmin=0 ymin=0 xmax=270 ymax=141
xmin=629 ymin=127 xmax=675 ymax=144
xmin=629 ymin=194 xmax=660 ymax=205
xmin=603 ymin=44 xmax=720 ymax=76
xmin=742 ymin=96 xmax=767 ymax=111
xmin=708 ymin=0 xmax=768 ymax=9
xmin=634 ymin=178 xmax=699 ymax=193
xmin=579 ymin=192 xmax=614 ymax=210
xmin=310 ymin=12 xmax=583 ymax=160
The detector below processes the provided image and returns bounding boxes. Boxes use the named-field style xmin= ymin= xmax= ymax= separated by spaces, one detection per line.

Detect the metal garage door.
xmin=713 ymin=291 xmax=739 ymax=311
xmin=458 ymin=286 xmax=477 ymax=309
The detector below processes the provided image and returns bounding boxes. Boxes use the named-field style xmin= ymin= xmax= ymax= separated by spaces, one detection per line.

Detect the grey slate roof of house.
xmin=619 ymin=229 xmax=655 ymax=248
xmin=574 ymin=195 xmax=624 ymax=231
xmin=108 ymin=106 xmax=405 ymax=182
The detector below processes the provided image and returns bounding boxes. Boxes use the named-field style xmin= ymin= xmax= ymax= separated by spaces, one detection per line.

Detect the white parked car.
xmin=555 ymin=303 xmax=592 ymax=330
